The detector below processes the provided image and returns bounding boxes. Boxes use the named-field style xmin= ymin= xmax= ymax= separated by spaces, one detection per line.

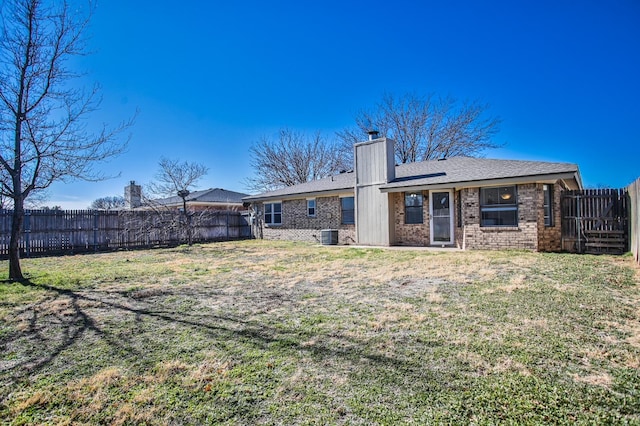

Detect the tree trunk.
xmin=9 ymin=199 xmax=24 ymax=281
xmin=10 ymin=97 xmax=25 ymax=281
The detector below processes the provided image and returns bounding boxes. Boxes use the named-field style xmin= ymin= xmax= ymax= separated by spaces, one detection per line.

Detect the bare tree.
xmin=0 ymin=0 xmax=133 ymax=280
xmin=0 ymin=193 xmax=11 ymax=210
xmin=147 ymin=157 xmax=209 ymax=246
xmin=246 ymin=128 xmax=348 ymax=192
xmin=89 ymin=195 xmax=126 ymax=210
xmin=148 ymin=157 xmax=209 ymax=200
xmin=337 ymin=92 xmax=502 ymax=165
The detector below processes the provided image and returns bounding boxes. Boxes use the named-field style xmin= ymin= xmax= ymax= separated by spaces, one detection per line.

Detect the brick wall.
xmin=262 ymin=227 xmax=356 ymax=245
xmin=454 ymin=189 xmax=465 ymax=249
xmin=393 ymin=190 xmax=462 ymax=247
xmin=537 ymin=182 xmax=563 ymax=252
xmin=392 ymin=191 xmax=430 ymax=246
xmin=261 ymin=196 xmax=356 ymax=245
xmin=258 ymin=183 xmax=564 ymax=251
xmin=460 ymin=184 xmax=540 ymax=250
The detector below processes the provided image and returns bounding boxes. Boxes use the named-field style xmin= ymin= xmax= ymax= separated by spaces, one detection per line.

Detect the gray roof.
xmin=384 ymin=156 xmax=581 ymax=190
xmin=243 ymin=156 xmax=581 ymax=202
xmin=243 ymin=171 xmax=355 ymax=202
xmin=155 ymin=188 xmax=249 ymax=206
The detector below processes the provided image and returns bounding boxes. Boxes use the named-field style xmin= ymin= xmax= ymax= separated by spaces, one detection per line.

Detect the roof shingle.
xmin=243 ymin=157 xmax=581 ymax=202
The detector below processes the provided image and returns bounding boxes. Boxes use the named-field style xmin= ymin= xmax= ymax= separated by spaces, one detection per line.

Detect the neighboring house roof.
xmin=154 ymin=188 xmax=249 ymax=207
xmin=243 ymin=157 xmax=582 ymax=202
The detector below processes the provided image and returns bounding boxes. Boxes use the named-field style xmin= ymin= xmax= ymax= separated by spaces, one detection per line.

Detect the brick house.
xmin=243 ymin=136 xmax=583 ymax=251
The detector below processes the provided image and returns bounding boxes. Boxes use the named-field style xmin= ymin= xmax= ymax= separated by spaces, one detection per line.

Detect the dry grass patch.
xmin=572 ymin=371 xmax=614 ymax=388
xmin=11 ymin=389 xmax=54 ymax=416
xmin=493 ymin=356 xmax=532 ymax=376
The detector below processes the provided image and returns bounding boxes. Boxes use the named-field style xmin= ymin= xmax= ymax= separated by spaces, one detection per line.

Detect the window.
xmin=480 ymin=186 xmax=518 ymax=227
xmin=264 ymin=202 xmax=282 ymax=225
xmin=404 ymin=192 xmax=423 ymax=224
xmin=341 ymin=197 xmax=355 ymax=224
xmin=307 ymin=199 xmax=316 ymax=217
xmin=543 ymin=184 xmax=554 ymax=226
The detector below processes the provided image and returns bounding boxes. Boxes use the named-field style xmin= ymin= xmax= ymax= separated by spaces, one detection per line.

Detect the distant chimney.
xmin=368 ymin=130 xmax=380 ymax=141
xmin=124 ymin=181 xmax=142 ymax=209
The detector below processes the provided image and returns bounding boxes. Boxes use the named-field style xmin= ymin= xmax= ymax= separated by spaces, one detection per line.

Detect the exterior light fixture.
xmin=500 ymin=190 xmax=512 ymax=201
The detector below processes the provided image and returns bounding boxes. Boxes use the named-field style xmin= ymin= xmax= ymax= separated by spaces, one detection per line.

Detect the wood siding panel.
xmin=356 ymin=185 xmax=392 ymax=246
xmin=355 ymin=138 xmax=395 ymax=185
xmin=354 ymin=138 xmax=395 ymax=246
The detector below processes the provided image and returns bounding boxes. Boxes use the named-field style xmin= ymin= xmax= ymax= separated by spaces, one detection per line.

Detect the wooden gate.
xmin=561 ymin=189 xmax=629 ymax=254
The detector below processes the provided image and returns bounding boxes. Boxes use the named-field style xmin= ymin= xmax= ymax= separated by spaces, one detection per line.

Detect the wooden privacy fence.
xmin=561 ymin=188 xmax=629 ymax=254
xmin=629 ymin=178 xmax=640 ymax=264
xmin=0 ymin=209 xmax=252 ymax=258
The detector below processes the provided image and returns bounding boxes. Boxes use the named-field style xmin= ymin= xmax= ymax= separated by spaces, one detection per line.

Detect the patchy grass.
xmin=0 ymin=240 xmax=639 ymax=424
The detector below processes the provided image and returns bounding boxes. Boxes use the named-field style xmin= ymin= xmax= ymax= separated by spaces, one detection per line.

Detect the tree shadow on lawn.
xmin=0 ymin=280 xmax=447 ymax=396
xmin=3 ymin=280 xmax=633 ymax=424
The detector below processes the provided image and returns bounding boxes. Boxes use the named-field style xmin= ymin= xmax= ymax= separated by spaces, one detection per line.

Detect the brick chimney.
xmin=124 ymin=181 xmax=142 ymax=209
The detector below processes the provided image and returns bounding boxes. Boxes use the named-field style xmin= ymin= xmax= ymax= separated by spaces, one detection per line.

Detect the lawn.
xmin=0 ymin=240 xmax=639 ymax=424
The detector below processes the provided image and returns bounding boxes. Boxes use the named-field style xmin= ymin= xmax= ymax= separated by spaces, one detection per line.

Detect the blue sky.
xmin=48 ymin=0 xmax=640 ymax=208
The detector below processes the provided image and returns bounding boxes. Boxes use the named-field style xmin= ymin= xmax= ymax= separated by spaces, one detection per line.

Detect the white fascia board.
xmin=245 ymin=188 xmax=355 ymax=203
xmin=379 ymin=172 xmax=580 ymax=193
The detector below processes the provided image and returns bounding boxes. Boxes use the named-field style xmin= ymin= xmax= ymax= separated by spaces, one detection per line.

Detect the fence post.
xmin=636 ymin=181 xmax=640 ymax=263
xmin=576 ymin=194 xmax=582 ymax=253
xmin=25 ymin=210 xmax=31 ymax=258
xmin=93 ymin=211 xmax=99 ymax=252
xmin=630 ymin=179 xmax=640 ymax=264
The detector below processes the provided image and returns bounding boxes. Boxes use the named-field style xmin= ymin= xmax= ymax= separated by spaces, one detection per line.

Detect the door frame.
xmin=429 ymin=189 xmax=454 ymax=246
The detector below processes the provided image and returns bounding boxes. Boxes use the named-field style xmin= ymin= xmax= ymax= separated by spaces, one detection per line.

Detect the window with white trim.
xmin=480 ymin=186 xmax=518 ymax=227
xmin=264 ymin=202 xmax=282 ymax=225
xmin=307 ymin=199 xmax=316 ymax=217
